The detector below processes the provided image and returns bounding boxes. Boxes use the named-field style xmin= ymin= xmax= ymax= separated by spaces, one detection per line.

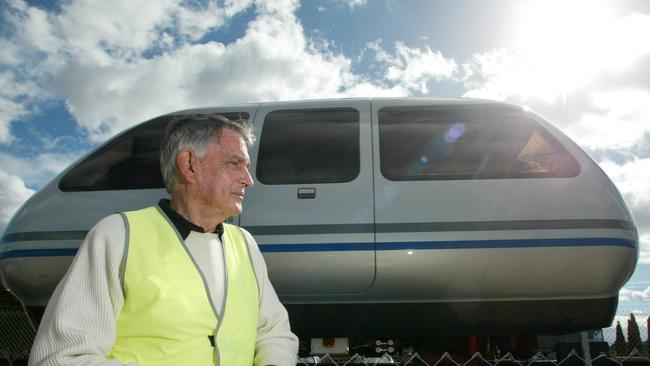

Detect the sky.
xmin=1 ymin=0 xmax=650 ymax=335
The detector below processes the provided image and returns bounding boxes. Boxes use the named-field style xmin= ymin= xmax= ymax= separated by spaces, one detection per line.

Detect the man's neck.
xmin=169 ymin=195 xmax=225 ymax=233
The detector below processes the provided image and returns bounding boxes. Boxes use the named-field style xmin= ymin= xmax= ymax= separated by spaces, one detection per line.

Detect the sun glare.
xmin=512 ymin=0 xmax=618 ymax=101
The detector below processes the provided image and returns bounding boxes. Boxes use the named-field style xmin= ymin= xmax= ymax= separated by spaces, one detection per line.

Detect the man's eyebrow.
xmin=229 ymin=154 xmax=247 ymax=161
xmin=226 ymin=154 xmax=250 ymax=164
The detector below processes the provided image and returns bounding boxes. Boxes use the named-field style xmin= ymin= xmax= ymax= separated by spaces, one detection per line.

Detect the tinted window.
xmin=257 ymin=108 xmax=360 ymax=184
xmin=379 ymin=105 xmax=580 ymax=181
xmin=60 ymin=112 xmax=249 ymax=191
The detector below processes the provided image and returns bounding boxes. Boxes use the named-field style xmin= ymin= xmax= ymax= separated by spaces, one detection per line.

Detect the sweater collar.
xmin=158 ymin=199 xmax=224 ymax=240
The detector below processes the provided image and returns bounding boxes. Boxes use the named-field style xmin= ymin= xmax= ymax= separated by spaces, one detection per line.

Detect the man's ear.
xmin=177 ymin=148 xmax=198 ymax=184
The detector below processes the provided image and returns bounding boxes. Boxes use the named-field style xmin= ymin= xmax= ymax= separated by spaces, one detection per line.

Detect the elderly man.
xmin=29 ymin=114 xmax=298 ymax=366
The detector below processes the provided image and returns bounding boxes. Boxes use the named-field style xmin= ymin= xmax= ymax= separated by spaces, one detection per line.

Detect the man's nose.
xmin=242 ymin=167 xmax=254 ymax=188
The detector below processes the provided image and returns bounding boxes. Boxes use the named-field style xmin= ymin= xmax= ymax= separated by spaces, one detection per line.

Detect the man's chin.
xmin=228 ymin=204 xmax=243 ymax=217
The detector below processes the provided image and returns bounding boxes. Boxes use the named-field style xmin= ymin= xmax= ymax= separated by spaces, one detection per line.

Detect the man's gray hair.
xmin=160 ymin=113 xmax=255 ymax=193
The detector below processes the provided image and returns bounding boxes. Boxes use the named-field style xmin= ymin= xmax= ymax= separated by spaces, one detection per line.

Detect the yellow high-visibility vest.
xmin=107 ymin=206 xmax=259 ymax=366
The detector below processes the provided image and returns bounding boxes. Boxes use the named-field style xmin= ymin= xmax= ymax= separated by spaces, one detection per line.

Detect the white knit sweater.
xmin=28 ymin=213 xmax=298 ymax=366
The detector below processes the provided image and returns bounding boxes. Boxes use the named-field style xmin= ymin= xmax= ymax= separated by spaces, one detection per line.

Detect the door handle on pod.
xmin=297 ymin=188 xmax=316 ymax=199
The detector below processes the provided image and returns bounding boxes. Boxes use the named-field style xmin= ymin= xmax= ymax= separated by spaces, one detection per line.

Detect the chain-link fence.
xmin=0 ymin=290 xmax=34 ymax=366
xmin=298 ymin=350 xmax=647 ymax=366
xmin=3 ymin=295 xmax=650 ymax=366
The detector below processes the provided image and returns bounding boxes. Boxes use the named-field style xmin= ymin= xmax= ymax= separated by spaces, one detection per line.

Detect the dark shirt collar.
xmin=158 ymin=199 xmax=224 ymax=240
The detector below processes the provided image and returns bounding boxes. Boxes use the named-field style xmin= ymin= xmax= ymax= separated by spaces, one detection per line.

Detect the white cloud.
xmin=19 ymin=2 xmax=61 ymax=55
xmin=620 ymin=287 xmax=650 ymax=303
xmin=364 ymin=40 xmax=457 ymax=94
xmin=0 ymin=151 xmax=84 ymax=189
xmin=462 ymin=11 xmax=650 ymax=145
xmin=0 ymin=169 xmax=34 ymax=233
xmin=337 ymin=0 xmax=368 ymax=9
xmin=255 ymin=0 xmax=298 ymax=14
xmin=0 ymin=38 xmax=21 ymax=66
xmin=620 ymin=287 xmax=633 ymax=302
xmin=0 ymin=0 xmax=244 ymax=142
xmin=224 ymin=0 xmax=255 ymax=17
xmin=174 ymin=1 xmax=227 ymax=41
xmin=0 ymin=71 xmax=47 ymax=144
xmin=0 ymin=97 xmax=28 ymax=143
xmin=48 ymin=7 xmax=366 ymax=141
xmin=341 ymin=81 xmax=406 ymax=98
xmin=462 ymin=48 xmax=528 ymax=101
xmin=564 ymin=90 xmax=650 ymax=150
xmin=2 ymin=0 xmax=410 ymax=143
xmin=0 ymin=0 xmax=463 ymax=145
xmin=385 ymin=42 xmax=457 ymax=93
xmin=55 ymin=0 xmax=227 ymax=61
xmin=604 ymin=13 xmax=650 ymax=73
xmin=510 ymin=2 xmax=650 ymax=97
xmin=0 ymin=71 xmax=44 ymax=100
xmin=599 ymin=159 xmax=650 ymax=209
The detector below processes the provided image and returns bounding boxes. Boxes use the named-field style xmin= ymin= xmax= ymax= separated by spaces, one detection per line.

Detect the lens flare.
xmin=444 ymin=123 xmax=466 ymax=143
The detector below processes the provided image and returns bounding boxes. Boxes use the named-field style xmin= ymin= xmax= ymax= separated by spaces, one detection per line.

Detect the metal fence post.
xmin=580 ymin=331 xmax=592 ymax=366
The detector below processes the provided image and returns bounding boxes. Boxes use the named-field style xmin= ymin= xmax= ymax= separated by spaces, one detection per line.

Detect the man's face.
xmin=194 ymin=128 xmax=253 ymax=219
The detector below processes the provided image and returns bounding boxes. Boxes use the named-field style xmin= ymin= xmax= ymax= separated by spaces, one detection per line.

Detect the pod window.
xmin=256 ymin=108 xmax=360 ymax=184
xmin=60 ymin=112 xmax=250 ymax=191
xmin=378 ymin=105 xmax=580 ymax=181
